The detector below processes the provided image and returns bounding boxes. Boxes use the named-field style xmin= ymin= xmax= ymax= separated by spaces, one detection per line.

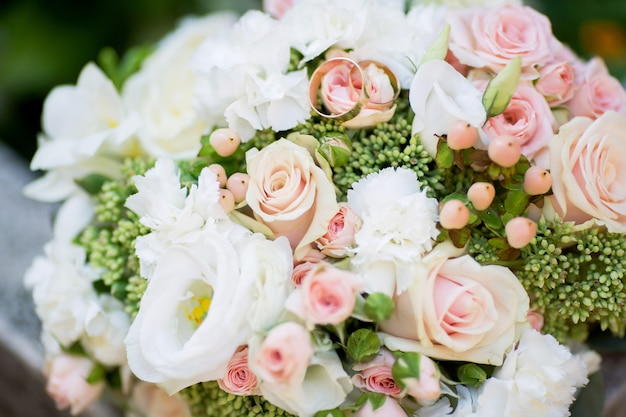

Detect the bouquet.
xmin=23 ymin=0 xmax=626 ymax=415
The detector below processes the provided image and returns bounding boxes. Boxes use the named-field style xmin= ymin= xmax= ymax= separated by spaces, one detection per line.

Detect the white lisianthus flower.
xmin=472 ymin=329 xmax=589 ymax=417
xmin=125 ymin=231 xmax=294 ymax=394
xmin=192 ymin=11 xmax=310 ymax=141
xmin=82 ymin=294 xmax=131 ymax=367
xmin=123 ymin=13 xmax=236 ymax=159
xmin=409 ymin=59 xmax=486 ymax=156
xmin=25 ymin=63 xmax=138 ymax=202
xmin=24 ymin=239 xmax=100 ymax=347
xmin=416 ymin=385 xmax=478 ymax=417
xmin=348 ymin=167 xmax=440 ymax=295
xmin=125 ymin=158 xmax=227 ymax=279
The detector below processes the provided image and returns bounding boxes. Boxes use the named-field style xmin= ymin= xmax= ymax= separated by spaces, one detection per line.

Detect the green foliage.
xmin=346 ymin=328 xmax=380 ymax=363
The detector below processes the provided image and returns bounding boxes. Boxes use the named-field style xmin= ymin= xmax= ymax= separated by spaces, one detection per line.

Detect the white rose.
xmin=409 ymin=59 xmax=486 ymax=156
xmin=473 ymin=329 xmax=589 ymax=417
xmin=348 ymin=167 xmax=440 ymax=295
xmin=123 ymin=13 xmax=236 ymax=158
xmin=380 ymin=242 xmax=529 ymax=365
xmin=246 ymin=138 xmax=338 ymax=260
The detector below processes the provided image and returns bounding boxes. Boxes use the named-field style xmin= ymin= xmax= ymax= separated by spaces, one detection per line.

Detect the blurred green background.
xmin=1 ymin=0 xmax=625 ymax=162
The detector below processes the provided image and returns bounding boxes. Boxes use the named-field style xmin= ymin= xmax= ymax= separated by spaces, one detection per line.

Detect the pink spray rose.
xmin=567 ymin=57 xmax=626 ymax=118
xmin=535 ymin=61 xmax=576 ymax=107
xmin=448 ymin=4 xmax=560 ymax=77
xmin=482 ymin=83 xmax=557 ymax=165
xmin=263 ymin=0 xmax=295 ymax=19
xmin=380 ymin=243 xmax=529 ymax=366
xmin=246 ymin=139 xmax=338 ymax=260
xmin=218 ymin=346 xmax=260 ymax=396
xmin=252 ymin=322 xmax=313 ymax=387
xmin=287 ymin=263 xmax=363 ymax=326
xmin=547 ymin=111 xmax=626 ymax=232
xmin=316 ymin=203 xmax=361 ymax=258
xmin=527 ymin=309 xmax=544 ymax=332
xmin=351 ymin=349 xmax=402 ymax=398
xmin=45 ymin=354 xmax=105 ymax=415
xmin=403 ymin=355 xmax=441 ymax=405
xmin=129 ymin=383 xmax=191 ymax=417
xmin=355 ymin=397 xmax=407 ymax=417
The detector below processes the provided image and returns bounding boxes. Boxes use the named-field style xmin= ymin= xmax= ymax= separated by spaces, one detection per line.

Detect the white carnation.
xmin=348 ymin=167 xmax=439 ymax=295
xmin=473 ymin=329 xmax=589 ymax=417
xmin=82 ymin=294 xmax=131 ymax=367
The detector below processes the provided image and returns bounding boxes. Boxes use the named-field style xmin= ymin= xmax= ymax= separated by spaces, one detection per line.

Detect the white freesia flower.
xmin=473 ymin=329 xmax=589 ymax=417
xmin=348 ymin=167 xmax=439 ymax=295
xmin=24 ymin=239 xmax=100 ymax=347
xmin=82 ymin=294 xmax=130 ymax=367
xmin=123 ymin=13 xmax=236 ymax=158
xmin=192 ymin=11 xmax=310 ymax=141
xmin=125 ymin=158 xmax=226 ymax=279
xmin=410 ymin=59 xmax=486 ymax=156
xmin=25 ymin=63 xmax=138 ymax=202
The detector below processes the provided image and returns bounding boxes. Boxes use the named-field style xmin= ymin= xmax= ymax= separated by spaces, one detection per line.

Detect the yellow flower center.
xmin=185 ymin=295 xmax=212 ymax=326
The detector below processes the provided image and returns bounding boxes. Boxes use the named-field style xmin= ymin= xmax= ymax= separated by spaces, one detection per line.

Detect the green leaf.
xmin=457 ymin=363 xmax=487 ymax=387
xmin=435 ymin=139 xmax=454 ymax=169
xmin=478 ymin=208 xmax=503 ymax=231
xmin=346 ymin=328 xmax=380 ymax=363
xmin=314 ymin=410 xmax=345 ymax=417
xmin=355 ymin=392 xmax=388 ymax=411
xmin=75 ymin=173 xmax=111 ymax=195
xmin=488 ymin=237 xmax=508 ymax=250
xmin=449 ymin=227 xmax=471 ymax=248
xmin=482 ymin=56 xmax=522 ymax=118
xmin=391 ymin=352 xmax=422 ymax=389
xmin=364 ymin=293 xmax=395 ymax=323
xmin=86 ymin=363 xmax=106 ymax=384
xmin=504 ymin=188 xmax=530 ymax=216
xmin=421 ymin=25 xmax=450 ymax=64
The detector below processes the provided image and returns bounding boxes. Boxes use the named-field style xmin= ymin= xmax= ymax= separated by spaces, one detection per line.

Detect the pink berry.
xmin=487 ymin=135 xmax=522 ymax=168
xmin=505 ymin=217 xmax=537 ymax=249
xmin=467 ymin=182 xmax=496 ymax=211
xmin=226 ymin=172 xmax=250 ymax=203
xmin=439 ymin=200 xmax=470 ymax=230
xmin=208 ymin=164 xmax=227 ymax=188
xmin=218 ymin=189 xmax=235 ymax=213
xmin=210 ymin=128 xmax=241 ymax=157
xmin=447 ymin=120 xmax=478 ymax=150
xmin=523 ymin=166 xmax=552 ymax=195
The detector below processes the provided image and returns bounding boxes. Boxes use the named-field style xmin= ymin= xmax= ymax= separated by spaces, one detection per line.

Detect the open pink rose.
xmin=246 ymin=139 xmax=338 ymax=260
xmin=45 ymin=354 xmax=105 ymax=415
xmin=316 ymin=203 xmax=361 ymax=258
xmin=535 ymin=61 xmax=576 ymax=107
xmin=129 ymin=383 xmax=191 ymax=417
xmin=547 ymin=111 xmax=626 ymax=232
xmin=287 ymin=263 xmax=362 ymax=326
xmin=251 ymin=322 xmax=313 ymax=387
xmin=351 ymin=349 xmax=402 ymax=398
xmin=567 ymin=57 xmax=626 ymax=118
xmin=448 ymin=4 xmax=559 ymax=77
xmin=355 ymin=397 xmax=406 ymax=417
xmin=380 ymin=243 xmax=529 ymax=366
xmin=218 ymin=346 xmax=259 ymax=396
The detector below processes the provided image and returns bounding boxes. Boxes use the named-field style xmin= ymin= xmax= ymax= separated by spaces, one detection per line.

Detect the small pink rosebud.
xmin=523 ymin=166 xmax=552 ymax=195
xmin=219 ymin=189 xmax=235 ymax=213
xmin=439 ymin=200 xmax=470 ymax=230
xmin=527 ymin=309 xmax=544 ymax=332
xmin=505 ymin=217 xmax=537 ymax=248
xmin=487 ymin=134 xmax=522 ymax=168
xmin=208 ymin=164 xmax=227 ymax=188
xmin=467 ymin=182 xmax=496 ymax=211
xmin=226 ymin=172 xmax=250 ymax=203
xmin=447 ymin=120 xmax=478 ymax=150
xmin=405 ymin=355 xmax=441 ymax=405
xmin=210 ymin=128 xmax=241 ymax=157
xmin=355 ymin=397 xmax=406 ymax=417
xmin=218 ymin=346 xmax=259 ymax=396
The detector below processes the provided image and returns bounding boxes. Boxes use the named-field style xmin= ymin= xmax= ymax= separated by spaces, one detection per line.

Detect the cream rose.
xmin=316 ymin=203 xmax=361 ymax=258
xmin=547 ymin=111 xmax=626 ymax=232
xmin=380 ymin=243 xmax=529 ymax=365
xmin=246 ymin=138 xmax=339 ymax=260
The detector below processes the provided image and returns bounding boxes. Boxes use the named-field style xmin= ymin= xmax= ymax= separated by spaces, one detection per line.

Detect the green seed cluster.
xmin=181 ymin=382 xmax=295 ymax=417
xmin=77 ymin=158 xmax=152 ymax=316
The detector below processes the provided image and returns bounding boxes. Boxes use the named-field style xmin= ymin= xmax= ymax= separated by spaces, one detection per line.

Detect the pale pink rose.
xmin=263 ymin=0 xmax=294 ymax=19
xmin=535 ymin=61 xmax=576 ymax=106
xmin=547 ymin=111 xmax=626 ymax=232
xmin=129 ymin=383 xmax=191 ymax=417
xmin=321 ymin=61 xmax=360 ymax=115
xmin=252 ymin=322 xmax=313 ymax=387
xmin=297 ymin=263 xmax=362 ymax=326
xmin=217 ymin=346 xmax=260 ymax=396
xmin=380 ymin=244 xmax=529 ymax=366
xmin=316 ymin=203 xmax=361 ymax=258
xmin=403 ymin=355 xmax=441 ymax=405
xmin=292 ymin=261 xmax=317 ymax=286
xmin=246 ymin=139 xmax=339 ymax=260
xmin=355 ymin=397 xmax=407 ymax=417
xmin=567 ymin=57 xmax=626 ymax=118
xmin=45 ymin=354 xmax=105 ymax=415
xmin=527 ymin=310 xmax=544 ymax=332
xmin=448 ymin=4 xmax=559 ymax=78
xmin=482 ymin=83 xmax=557 ymax=165
xmin=351 ymin=349 xmax=402 ymax=398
